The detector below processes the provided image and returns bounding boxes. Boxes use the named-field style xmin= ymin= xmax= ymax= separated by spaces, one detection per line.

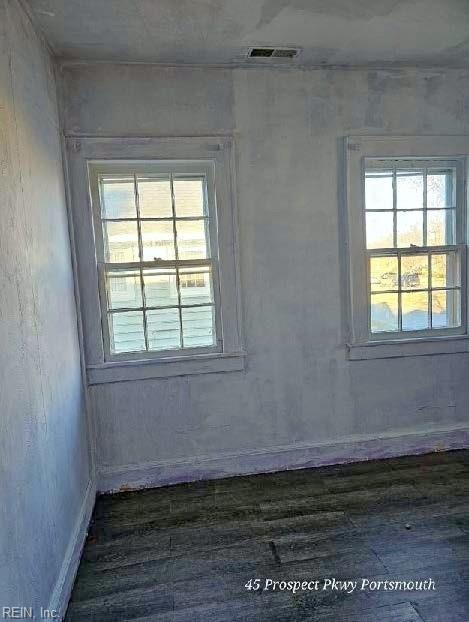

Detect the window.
xmin=346 ymin=136 xmax=469 ymax=360
xmin=66 ymin=136 xmax=244 ymax=382
xmin=365 ymin=162 xmax=462 ymax=335
xmin=92 ymin=166 xmax=219 ymax=357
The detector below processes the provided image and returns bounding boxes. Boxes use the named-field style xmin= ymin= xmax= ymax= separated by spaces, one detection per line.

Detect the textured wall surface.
xmin=0 ymin=0 xmax=91 ymax=610
xmin=61 ymin=63 xmax=469 ymax=477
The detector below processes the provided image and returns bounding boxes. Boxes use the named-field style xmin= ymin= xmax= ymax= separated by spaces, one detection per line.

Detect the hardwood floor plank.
xmin=413 ymin=593 xmax=469 ymax=622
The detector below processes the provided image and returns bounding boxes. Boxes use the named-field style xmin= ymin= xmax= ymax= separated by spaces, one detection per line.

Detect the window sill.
xmin=347 ymin=335 xmax=469 ymax=361
xmin=87 ymin=351 xmax=246 ymax=384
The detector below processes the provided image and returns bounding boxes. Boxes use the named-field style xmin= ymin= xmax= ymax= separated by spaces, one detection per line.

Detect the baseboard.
xmin=48 ymin=478 xmax=96 ymax=621
xmin=98 ymin=424 xmax=469 ymax=493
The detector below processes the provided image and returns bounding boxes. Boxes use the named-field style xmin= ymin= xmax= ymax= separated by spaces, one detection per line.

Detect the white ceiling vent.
xmin=248 ymin=47 xmax=299 ymax=60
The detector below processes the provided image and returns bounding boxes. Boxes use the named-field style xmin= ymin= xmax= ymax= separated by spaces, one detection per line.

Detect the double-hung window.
xmin=346 ymin=136 xmax=469 ymax=360
xmin=66 ymin=136 xmax=244 ymax=382
xmin=90 ymin=163 xmax=219 ymax=358
xmin=366 ymin=161 xmax=462 ymax=335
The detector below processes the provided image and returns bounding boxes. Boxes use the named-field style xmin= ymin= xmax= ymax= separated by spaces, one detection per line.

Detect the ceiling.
xmin=26 ymin=0 xmax=469 ymax=67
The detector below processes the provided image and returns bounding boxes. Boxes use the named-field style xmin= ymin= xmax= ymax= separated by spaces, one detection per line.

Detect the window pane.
xmin=174 ymin=178 xmax=206 ymax=217
xmin=176 ymin=220 xmax=209 ymax=259
xmin=181 ymin=306 xmax=216 ymax=348
xmin=107 ymin=269 xmax=142 ymax=309
xmin=397 ymin=210 xmax=423 ymax=247
xmin=141 ymin=221 xmax=176 ymax=261
xmin=366 ymin=212 xmax=394 ymax=249
xmin=138 ymin=177 xmax=172 ymax=218
xmin=427 ymin=169 xmax=455 ymax=208
xmin=431 ymin=253 xmax=460 ymax=289
xmin=109 ymin=311 xmax=145 ymax=353
xmin=147 ymin=308 xmax=181 ymax=350
xmin=369 ymin=256 xmax=398 ymax=292
xmin=179 ymin=266 xmax=213 ymax=304
xmin=370 ymin=293 xmax=398 ymax=333
xmin=143 ymin=268 xmax=178 ymax=307
xmin=101 ymin=176 xmax=136 ymax=219
xmin=400 ymin=255 xmax=428 ymax=290
xmin=402 ymin=291 xmax=429 ymax=331
xmin=396 ymin=170 xmax=423 ymax=210
xmin=427 ymin=209 xmax=455 ymax=245
xmin=432 ymin=290 xmax=461 ymax=328
xmin=365 ymin=171 xmax=393 ymax=210
xmin=104 ymin=221 xmax=139 ymax=262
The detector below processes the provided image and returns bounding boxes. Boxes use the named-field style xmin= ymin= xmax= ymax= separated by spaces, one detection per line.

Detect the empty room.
xmin=2 ymin=0 xmax=469 ymax=620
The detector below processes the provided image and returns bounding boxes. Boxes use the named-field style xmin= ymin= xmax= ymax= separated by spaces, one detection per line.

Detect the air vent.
xmin=249 ymin=48 xmax=274 ymax=58
xmin=272 ymin=49 xmax=298 ymax=58
xmin=248 ymin=47 xmax=299 ymax=60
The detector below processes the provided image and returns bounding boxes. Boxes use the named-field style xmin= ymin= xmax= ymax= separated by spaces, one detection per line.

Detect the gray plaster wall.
xmin=0 ymin=0 xmax=91 ymax=610
xmin=61 ymin=64 xmax=469 ymax=475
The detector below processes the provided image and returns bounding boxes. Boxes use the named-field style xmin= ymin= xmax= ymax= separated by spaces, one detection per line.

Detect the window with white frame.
xmin=346 ymin=136 xmax=468 ymax=357
xmin=89 ymin=162 xmax=221 ymax=358
xmin=365 ymin=161 xmax=463 ymax=335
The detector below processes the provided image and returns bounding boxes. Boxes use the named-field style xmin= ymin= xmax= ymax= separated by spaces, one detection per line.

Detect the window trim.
xmin=66 ymin=136 xmax=245 ymax=382
xmin=345 ymin=135 xmax=469 ymax=360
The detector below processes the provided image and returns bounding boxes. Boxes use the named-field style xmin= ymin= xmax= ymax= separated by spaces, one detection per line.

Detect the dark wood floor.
xmin=66 ymin=450 xmax=469 ymax=621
